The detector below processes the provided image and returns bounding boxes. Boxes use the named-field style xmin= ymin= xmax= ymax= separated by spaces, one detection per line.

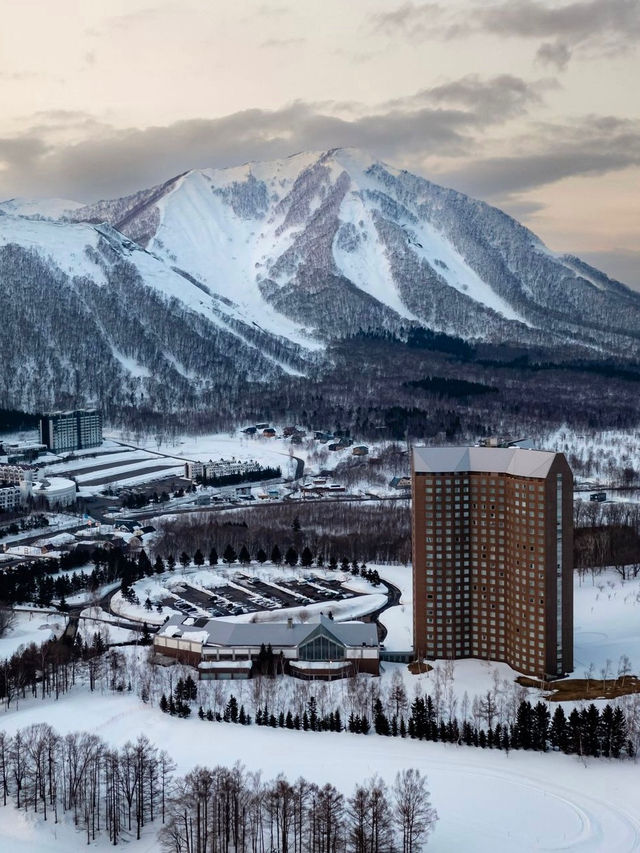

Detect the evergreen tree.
xmin=167 ymin=554 xmax=176 ymax=571
xmin=223 ymin=544 xmax=237 ymax=565
xmin=328 ymin=555 xmax=338 ymax=570
xmin=550 ymin=706 xmax=568 ymax=752
xmin=209 ymin=548 xmax=218 ymax=566
xmin=271 ymin=545 xmax=282 ymax=565
xmin=239 ymin=545 xmax=251 ymax=565
xmin=567 ymin=708 xmax=583 ymax=755
xmin=256 ymin=548 xmax=267 ymax=564
xmin=374 ymin=699 xmax=390 ymax=736
xmin=532 ymin=702 xmax=550 ymax=751
xmin=160 ymin=694 xmax=168 ymax=713
xmin=340 ymin=557 xmax=350 ymax=572
xmin=154 ymin=555 xmax=165 ymax=575
xmin=193 ymin=549 xmax=205 ymax=566
xmin=179 ymin=551 xmax=190 ymax=569
xmin=582 ymin=704 xmax=601 ymax=757
xmin=611 ymin=707 xmax=628 ymax=758
xmin=300 ymin=546 xmax=313 ymax=567
xmin=285 ymin=546 xmax=298 ymax=567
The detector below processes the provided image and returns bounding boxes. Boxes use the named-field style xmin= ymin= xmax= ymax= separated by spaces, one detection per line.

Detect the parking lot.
xmin=162 ymin=572 xmax=360 ymax=619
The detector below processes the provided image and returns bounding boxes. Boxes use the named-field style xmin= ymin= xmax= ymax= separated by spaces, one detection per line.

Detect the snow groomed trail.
xmin=1 ymin=692 xmax=639 ymax=852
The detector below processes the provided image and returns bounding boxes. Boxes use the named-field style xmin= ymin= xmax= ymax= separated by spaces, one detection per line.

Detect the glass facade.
xmin=298 ymin=635 xmax=345 ymax=661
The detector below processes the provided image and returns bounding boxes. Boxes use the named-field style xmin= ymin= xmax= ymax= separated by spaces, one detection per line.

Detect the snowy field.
xmin=108 ymin=430 xmax=300 ymax=478
xmin=1 ymin=690 xmax=639 ymax=853
xmin=0 ymin=609 xmax=67 ymax=658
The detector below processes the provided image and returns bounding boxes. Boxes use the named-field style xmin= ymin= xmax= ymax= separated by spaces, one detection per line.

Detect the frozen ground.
xmin=0 ymin=610 xmax=67 ymax=658
xmin=1 ymin=690 xmax=639 ymax=852
xmin=108 ymin=430 xmax=300 ymax=479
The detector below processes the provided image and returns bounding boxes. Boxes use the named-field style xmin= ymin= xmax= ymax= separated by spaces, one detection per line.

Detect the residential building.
xmin=39 ymin=409 xmax=102 ymax=453
xmin=155 ymin=614 xmax=379 ymax=680
xmin=184 ymin=459 xmax=262 ymax=481
xmin=0 ymin=464 xmax=35 ymax=500
xmin=412 ymin=446 xmax=573 ymax=678
xmin=0 ymin=484 xmax=22 ymax=511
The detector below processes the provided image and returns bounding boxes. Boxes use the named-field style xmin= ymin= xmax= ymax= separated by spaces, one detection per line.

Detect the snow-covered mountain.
xmin=1 ymin=148 xmax=639 ymax=413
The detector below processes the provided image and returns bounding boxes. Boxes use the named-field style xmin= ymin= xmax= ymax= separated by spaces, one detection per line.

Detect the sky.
xmin=0 ymin=0 xmax=639 ymax=287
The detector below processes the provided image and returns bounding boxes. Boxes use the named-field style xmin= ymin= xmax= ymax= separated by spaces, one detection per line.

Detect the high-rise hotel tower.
xmin=412 ymin=446 xmax=573 ymax=678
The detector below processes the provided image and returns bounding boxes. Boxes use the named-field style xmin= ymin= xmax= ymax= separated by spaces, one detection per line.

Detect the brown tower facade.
xmin=412 ymin=447 xmax=573 ymax=678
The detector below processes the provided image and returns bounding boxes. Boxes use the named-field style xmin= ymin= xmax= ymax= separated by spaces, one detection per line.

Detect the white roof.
xmin=412 ymin=446 xmax=559 ymax=479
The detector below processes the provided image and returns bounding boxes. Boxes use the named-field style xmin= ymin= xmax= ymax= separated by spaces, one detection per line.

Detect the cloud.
xmin=0 ymin=76 xmax=540 ymax=201
xmin=437 ymin=116 xmax=640 ymax=197
xmin=373 ymin=0 xmax=640 ymax=65
xmin=410 ymin=74 xmax=552 ymax=121
xmin=476 ymin=0 xmax=640 ymax=46
xmin=373 ymin=2 xmax=447 ymax=39
xmin=536 ymin=40 xmax=572 ymax=69
xmin=0 ymin=80 xmax=637 ymax=212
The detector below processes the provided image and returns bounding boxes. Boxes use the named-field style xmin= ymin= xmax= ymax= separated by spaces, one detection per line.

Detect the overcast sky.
xmin=1 ymin=0 xmax=639 ymax=286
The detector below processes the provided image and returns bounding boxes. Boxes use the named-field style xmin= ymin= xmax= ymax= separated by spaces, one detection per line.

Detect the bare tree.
xmin=393 ymin=769 xmax=438 ymax=853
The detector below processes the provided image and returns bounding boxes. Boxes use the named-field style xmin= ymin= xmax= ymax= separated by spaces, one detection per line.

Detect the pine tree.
xmin=300 ymin=547 xmax=313 ymax=567
xmin=550 ymin=706 xmax=568 ymax=752
xmin=179 ymin=551 xmax=190 ymax=569
xmin=374 ymin=699 xmax=390 ymax=736
xmin=239 ymin=545 xmax=251 ymax=565
xmin=198 ymin=706 xmax=205 ymax=720
xmin=223 ymin=544 xmax=237 ymax=565
xmin=160 ymin=694 xmax=168 ymax=713
xmin=167 ymin=554 xmax=176 ymax=571
xmin=256 ymin=548 xmax=267 ymax=564
xmin=567 ymin=708 xmax=583 ymax=755
xmin=340 ymin=557 xmax=350 ymax=572
xmin=285 ymin=546 xmax=298 ymax=566
xmin=611 ymin=707 xmax=628 ymax=758
xmin=271 ymin=545 xmax=282 ymax=565
xmin=209 ymin=548 xmax=218 ymax=566
xmin=193 ymin=549 xmax=205 ymax=566
xmin=154 ymin=555 xmax=165 ymax=574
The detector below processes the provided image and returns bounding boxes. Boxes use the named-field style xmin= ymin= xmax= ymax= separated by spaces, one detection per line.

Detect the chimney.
xmin=287 ymin=617 xmax=294 ymax=629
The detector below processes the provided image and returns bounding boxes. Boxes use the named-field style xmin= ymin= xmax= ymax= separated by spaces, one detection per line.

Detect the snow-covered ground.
xmin=1 ymin=690 xmax=639 ymax=853
xmin=0 ymin=610 xmax=67 ymax=658
xmin=540 ymin=426 xmax=640 ymax=484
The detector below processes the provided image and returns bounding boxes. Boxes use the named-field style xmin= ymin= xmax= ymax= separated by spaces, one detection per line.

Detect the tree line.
xmin=161 ymin=686 xmax=634 ymax=762
xmin=0 ymin=723 xmax=437 ymax=852
xmin=153 ymin=501 xmax=412 ymax=565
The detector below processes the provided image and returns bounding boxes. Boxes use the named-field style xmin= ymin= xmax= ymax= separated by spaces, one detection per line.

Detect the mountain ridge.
xmin=1 ymin=147 xmax=639 ymax=414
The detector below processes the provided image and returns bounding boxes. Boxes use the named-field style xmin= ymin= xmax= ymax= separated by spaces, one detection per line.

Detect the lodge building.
xmin=154 ymin=614 xmax=380 ymax=680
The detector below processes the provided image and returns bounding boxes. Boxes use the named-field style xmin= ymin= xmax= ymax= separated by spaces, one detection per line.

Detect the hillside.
xmin=1 ymin=148 xmax=640 ymax=417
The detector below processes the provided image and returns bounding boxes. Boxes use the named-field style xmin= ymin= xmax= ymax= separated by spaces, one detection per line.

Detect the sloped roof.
xmin=159 ymin=614 xmax=378 ymax=648
xmin=412 ymin=446 xmax=558 ymax=479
